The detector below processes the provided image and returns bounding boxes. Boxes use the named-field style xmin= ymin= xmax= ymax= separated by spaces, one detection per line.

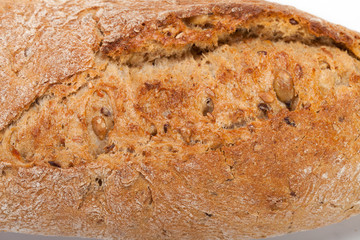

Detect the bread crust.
xmin=1 ymin=0 xmax=360 ymax=131
xmin=1 ymin=0 xmax=360 ymax=239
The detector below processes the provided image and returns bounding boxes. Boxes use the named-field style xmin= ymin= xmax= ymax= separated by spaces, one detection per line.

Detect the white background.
xmin=2 ymin=1 xmax=360 ymax=240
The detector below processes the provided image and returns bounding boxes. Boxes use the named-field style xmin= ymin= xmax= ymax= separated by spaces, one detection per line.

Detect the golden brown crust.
xmin=1 ymin=0 xmax=360 ymax=131
xmin=99 ymin=1 xmax=360 ymax=59
xmin=2 ymin=0 xmax=360 ymax=239
xmin=2 ymin=96 xmax=360 ymax=239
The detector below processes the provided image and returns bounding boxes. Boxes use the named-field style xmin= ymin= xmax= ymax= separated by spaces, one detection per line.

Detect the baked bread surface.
xmin=1 ymin=0 xmax=360 ymax=239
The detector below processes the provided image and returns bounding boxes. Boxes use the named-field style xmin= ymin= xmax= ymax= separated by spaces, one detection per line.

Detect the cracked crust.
xmin=1 ymin=0 xmax=360 ymax=131
xmin=2 ymin=0 xmax=360 ymax=239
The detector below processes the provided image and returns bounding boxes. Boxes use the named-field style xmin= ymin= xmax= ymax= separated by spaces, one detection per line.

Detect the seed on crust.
xmin=202 ymin=97 xmax=214 ymax=116
xmin=92 ymin=116 xmax=108 ymax=140
xmin=259 ymin=92 xmax=274 ymax=103
xmin=273 ymin=70 xmax=295 ymax=104
xmin=149 ymin=124 xmax=157 ymax=136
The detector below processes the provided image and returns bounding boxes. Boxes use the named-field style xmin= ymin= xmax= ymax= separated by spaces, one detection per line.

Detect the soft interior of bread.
xmin=0 ymin=13 xmax=360 ymax=169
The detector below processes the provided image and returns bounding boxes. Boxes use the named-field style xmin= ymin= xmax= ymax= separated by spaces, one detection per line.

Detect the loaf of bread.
xmin=1 ymin=0 xmax=360 ymax=239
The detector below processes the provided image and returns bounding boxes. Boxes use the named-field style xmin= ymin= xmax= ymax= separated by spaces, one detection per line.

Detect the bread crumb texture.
xmin=1 ymin=0 xmax=360 ymax=239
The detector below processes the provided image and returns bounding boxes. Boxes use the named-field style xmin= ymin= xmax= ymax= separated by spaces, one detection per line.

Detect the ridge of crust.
xmin=100 ymin=1 xmax=360 ymax=62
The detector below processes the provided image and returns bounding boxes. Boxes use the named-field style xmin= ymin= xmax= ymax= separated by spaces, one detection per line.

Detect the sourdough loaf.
xmin=1 ymin=0 xmax=360 ymax=239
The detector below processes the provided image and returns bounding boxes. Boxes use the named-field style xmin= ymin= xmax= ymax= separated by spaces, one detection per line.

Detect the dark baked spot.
xmin=247 ymin=124 xmax=255 ymax=133
xmin=268 ymin=197 xmax=288 ymax=211
xmin=285 ymin=102 xmax=291 ymax=110
xmin=163 ymin=123 xmax=169 ymax=133
xmin=147 ymin=186 xmax=154 ymax=205
xmin=258 ymin=103 xmax=271 ymax=116
xmin=290 ymin=191 xmax=296 ymax=197
xmin=0 ymin=167 xmax=12 ymax=177
xmin=203 ymin=23 xmax=214 ymax=29
xmin=289 ymin=18 xmax=299 ymax=25
xmin=96 ymin=218 xmax=105 ymax=225
xmin=166 ymin=145 xmax=178 ymax=153
xmin=144 ymin=82 xmax=161 ymax=91
xmin=34 ymin=98 xmax=40 ymax=106
xmin=149 ymin=124 xmax=157 ymax=136
xmin=329 ymin=203 xmax=338 ymax=208
xmin=162 ymin=229 xmax=170 ymax=237
xmin=48 ymin=161 xmax=61 ymax=168
xmin=284 ymin=117 xmax=296 ymax=127
xmin=205 ymin=212 xmax=213 ymax=217
xmin=338 ymin=116 xmax=345 ymax=122
xmin=59 ymin=138 xmax=65 ymax=147
xmin=190 ymin=45 xmax=208 ymax=59
xmin=245 ymin=68 xmax=254 ymax=74
xmin=95 ymin=177 xmax=103 ymax=187
xmin=11 ymin=147 xmax=22 ymax=161
xmin=104 ymin=143 xmax=115 ymax=153
xmin=202 ymin=97 xmax=214 ymax=116
xmin=348 ymin=205 xmax=355 ymax=211
xmin=257 ymin=50 xmax=267 ymax=55
xmin=127 ymin=146 xmax=135 ymax=153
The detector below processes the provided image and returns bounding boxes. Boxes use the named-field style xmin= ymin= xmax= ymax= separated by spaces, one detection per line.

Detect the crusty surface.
xmin=2 ymin=0 xmax=360 ymax=131
xmin=2 ymin=0 xmax=360 ymax=239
